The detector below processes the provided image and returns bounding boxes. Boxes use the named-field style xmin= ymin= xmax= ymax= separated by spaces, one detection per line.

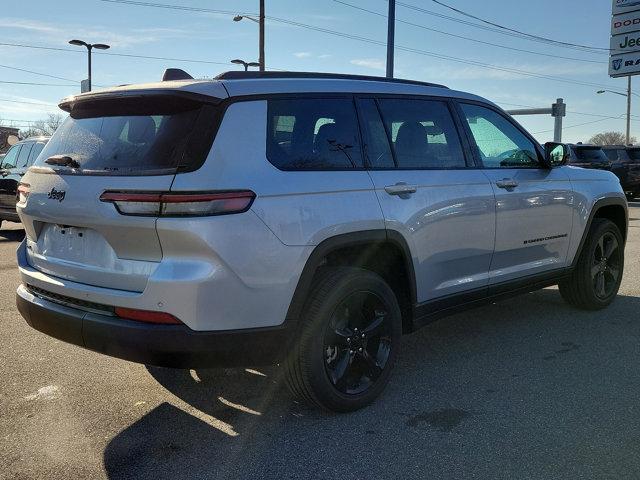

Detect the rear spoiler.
xmin=59 ymin=89 xmax=222 ymax=114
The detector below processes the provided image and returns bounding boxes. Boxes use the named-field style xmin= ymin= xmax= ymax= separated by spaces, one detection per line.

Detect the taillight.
xmin=17 ymin=183 xmax=30 ymax=204
xmin=99 ymin=191 xmax=255 ymax=217
xmin=114 ymin=307 xmax=183 ymax=325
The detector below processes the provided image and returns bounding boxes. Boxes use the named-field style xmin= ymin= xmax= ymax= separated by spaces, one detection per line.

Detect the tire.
xmin=559 ymin=218 xmax=624 ymax=310
xmin=284 ymin=267 xmax=402 ymax=412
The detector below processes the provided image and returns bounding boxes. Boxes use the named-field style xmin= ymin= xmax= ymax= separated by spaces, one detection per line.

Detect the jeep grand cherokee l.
xmin=15 ymin=71 xmax=627 ymax=412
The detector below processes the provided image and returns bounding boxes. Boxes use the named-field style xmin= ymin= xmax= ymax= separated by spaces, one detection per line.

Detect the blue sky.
xmin=0 ymin=0 xmax=632 ymax=143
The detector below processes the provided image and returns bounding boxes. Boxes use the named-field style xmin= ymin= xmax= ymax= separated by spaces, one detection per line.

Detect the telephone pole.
xmin=386 ymin=0 xmax=395 ymax=78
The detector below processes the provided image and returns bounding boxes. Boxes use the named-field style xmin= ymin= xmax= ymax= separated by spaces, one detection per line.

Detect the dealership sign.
xmin=610 ymin=0 xmax=640 ymax=76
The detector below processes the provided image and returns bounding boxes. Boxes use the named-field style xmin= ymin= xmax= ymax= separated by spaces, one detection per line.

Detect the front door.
xmin=458 ymin=102 xmax=574 ymax=285
xmin=357 ymin=97 xmax=496 ymax=304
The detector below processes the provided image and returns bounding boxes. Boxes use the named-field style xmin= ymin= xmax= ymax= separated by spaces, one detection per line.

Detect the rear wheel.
xmin=285 ymin=267 xmax=402 ymax=412
xmin=559 ymin=218 xmax=624 ymax=310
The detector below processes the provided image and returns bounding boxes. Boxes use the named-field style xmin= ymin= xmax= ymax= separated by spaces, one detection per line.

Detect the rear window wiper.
xmin=45 ymin=155 xmax=80 ymax=169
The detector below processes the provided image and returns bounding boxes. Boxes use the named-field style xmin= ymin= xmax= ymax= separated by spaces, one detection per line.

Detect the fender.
xmin=285 ymin=230 xmax=417 ymax=325
xmin=571 ymin=197 xmax=628 ymax=268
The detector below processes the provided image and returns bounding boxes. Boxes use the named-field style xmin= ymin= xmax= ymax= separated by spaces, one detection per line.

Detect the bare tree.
xmin=19 ymin=113 xmax=65 ymax=139
xmin=588 ymin=131 xmax=637 ymax=146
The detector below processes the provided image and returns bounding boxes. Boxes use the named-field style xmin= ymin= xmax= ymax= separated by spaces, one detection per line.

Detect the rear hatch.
xmin=18 ymin=90 xmax=221 ymax=292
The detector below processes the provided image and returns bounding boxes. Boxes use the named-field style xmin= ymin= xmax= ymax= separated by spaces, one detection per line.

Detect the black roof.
xmin=215 ymin=71 xmax=448 ymax=89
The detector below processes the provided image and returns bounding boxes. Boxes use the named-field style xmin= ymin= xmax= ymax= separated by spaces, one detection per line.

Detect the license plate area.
xmin=31 ymin=223 xmax=115 ymax=267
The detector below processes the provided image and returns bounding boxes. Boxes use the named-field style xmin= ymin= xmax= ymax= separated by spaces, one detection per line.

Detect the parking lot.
xmin=0 ymin=205 xmax=639 ymax=479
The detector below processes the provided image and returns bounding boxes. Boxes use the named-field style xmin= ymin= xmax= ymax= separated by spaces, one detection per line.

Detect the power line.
xmin=333 ymin=0 xmax=605 ymax=65
xmin=533 ymin=117 xmax=617 ymax=135
xmin=394 ymin=0 xmax=607 ymax=55
xmin=0 ymin=64 xmax=80 ymax=83
xmin=98 ymin=0 xmax=627 ymax=93
xmin=427 ymin=0 xmax=609 ymax=52
xmin=0 ymin=80 xmax=75 ymax=87
xmin=0 ymin=98 xmax=56 ymax=107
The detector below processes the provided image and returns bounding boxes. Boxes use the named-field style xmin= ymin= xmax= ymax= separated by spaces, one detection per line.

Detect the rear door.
xmin=359 ymin=96 xmax=496 ymax=303
xmin=18 ymin=93 xmax=220 ymax=292
xmin=458 ymin=102 xmax=574 ymax=285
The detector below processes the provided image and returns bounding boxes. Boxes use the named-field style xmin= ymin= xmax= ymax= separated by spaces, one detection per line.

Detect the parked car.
xmin=601 ymin=145 xmax=640 ymax=200
xmin=0 ymin=136 xmax=49 ymax=229
xmin=15 ymin=71 xmax=627 ymax=412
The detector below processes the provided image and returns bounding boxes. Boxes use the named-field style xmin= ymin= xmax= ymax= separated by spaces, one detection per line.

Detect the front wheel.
xmin=559 ymin=218 xmax=624 ymax=310
xmin=285 ymin=267 xmax=402 ymax=412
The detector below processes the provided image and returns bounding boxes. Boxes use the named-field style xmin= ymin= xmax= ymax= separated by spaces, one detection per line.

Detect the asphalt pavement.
xmin=2 ymin=206 xmax=640 ymax=480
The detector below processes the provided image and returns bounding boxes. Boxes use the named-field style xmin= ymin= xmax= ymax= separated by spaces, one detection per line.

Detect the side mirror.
xmin=543 ymin=142 xmax=568 ymax=168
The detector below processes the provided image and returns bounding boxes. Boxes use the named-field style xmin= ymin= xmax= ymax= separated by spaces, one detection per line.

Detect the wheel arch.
xmin=286 ymin=230 xmax=417 ymax=333
xmin=572 ymin=197 xmax=628 ymax=267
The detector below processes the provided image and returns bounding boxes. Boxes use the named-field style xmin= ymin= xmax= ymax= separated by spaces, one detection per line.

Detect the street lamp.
xmin=231 ymin=59 xmax=261 ymax=71
xmin=597 ymin=77 xmax=635 ymax=145
xmin=232 ymin=0 xmax=265 ymax=71
xmin=68 ymin=39 xmax=110 ymax=92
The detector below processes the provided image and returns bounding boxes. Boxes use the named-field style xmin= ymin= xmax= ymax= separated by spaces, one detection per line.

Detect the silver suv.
xmin=15 ymin=71 xmax=627 ymax=412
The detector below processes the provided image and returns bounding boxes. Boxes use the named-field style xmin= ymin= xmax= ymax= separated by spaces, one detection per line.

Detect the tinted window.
xmin=627 ymin=148 xmax=640 ymax=161
xmin=1 ymin=144 xmax=21 ymax=169
xmin=357 ymin=99 xmax=394 ymax=168
xmin=267 ymin=98 xmax=363 ymax=170
xmin=377 ymin=99 xmax=466 ymax=168
xmin=36 ymin=95 xmax=218 ymax=174
xmin=16 ymin=142 xmax=34 ymax=168
xmin=603 ymin=149 xmax=620 ymax=161
xmin=572 ymin=146 xmax=608 ymax=162
xmin=461 ymin=104 xmax=539 ymax=168
xmin=27 ymin=141 xmax=46 ymax=166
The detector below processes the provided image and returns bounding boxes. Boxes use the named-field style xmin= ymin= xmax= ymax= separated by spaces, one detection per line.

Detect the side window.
xmin=16 ymin=142 xmax=34 ymax=168
xmin=357 ymin=99 xmax=394 ymax=168
xmin=377 ymin=98 xmax=466 ymax=169
xmin=267 ymin=98 xmax=363 ymax=170
xmin=27 ymin=142 xmax=46 ymax=166
xmin=1 ymin=144 xmax=22 ymax=169
xmin=461 ymin=103 xmax=540 ymax=168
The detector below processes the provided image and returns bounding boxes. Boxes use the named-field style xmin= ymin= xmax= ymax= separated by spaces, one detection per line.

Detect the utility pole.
xmin=627 ymin=76 xmax=632 ymax=145
xmin=259 ymin=0 xmax=265 ymax=72
xmin=386 ymin=0 xmax=395 ymax=78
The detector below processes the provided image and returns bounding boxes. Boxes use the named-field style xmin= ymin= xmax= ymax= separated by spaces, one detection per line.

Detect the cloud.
xmin=318 ymin=54 xmax=332 ymax=59
xmin=350 ymin=58 xmax=385 ymax=71
xmin=294 ymin=52 xmax=312 ymax=58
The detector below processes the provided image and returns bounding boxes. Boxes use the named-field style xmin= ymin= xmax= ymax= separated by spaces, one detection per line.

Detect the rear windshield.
xmin=573 ymin=146 xmax=608 ymax=162
xmin=35 ymin=95 xmax=219 ymax=175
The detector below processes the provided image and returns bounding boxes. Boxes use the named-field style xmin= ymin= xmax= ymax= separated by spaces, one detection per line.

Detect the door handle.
xmin=496 ymin=178 xmax=518 ymax=189
xmin=384 ymin=183 xmax=418 ymax=196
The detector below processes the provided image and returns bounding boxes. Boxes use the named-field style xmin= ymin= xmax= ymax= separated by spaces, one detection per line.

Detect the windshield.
xmin=573 ymin=146 xmax=608 ymax=162
xmin=35 ymin=95 xmax=218 ymax=175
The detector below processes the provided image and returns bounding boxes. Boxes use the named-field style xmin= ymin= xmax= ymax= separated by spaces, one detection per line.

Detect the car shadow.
xmin=103 ymin=289 xmax=640 ymax=479
xmin=0 ymin=227 xmax=24 ymax=243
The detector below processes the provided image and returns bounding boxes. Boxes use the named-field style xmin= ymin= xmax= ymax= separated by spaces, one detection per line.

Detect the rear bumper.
xmin=16 ymin=284 xmax=292 ymax=368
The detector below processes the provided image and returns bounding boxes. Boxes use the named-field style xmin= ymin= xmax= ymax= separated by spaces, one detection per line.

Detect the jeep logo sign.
xmin=47 ymin=188 xmax=66 ymax=202
xmin=611 ymin=0 xmax=640 ymax=77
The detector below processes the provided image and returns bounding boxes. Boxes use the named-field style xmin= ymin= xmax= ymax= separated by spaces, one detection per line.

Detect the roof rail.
xmin=215 ymin=71 xmax=448 ymax=89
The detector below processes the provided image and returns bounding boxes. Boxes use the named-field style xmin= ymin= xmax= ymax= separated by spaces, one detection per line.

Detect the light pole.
xmin=68 ymin=39 xmax=110 ymax=92
xmin=231 ymin=59 xmax=261 ymax=72
xmin=233 ymin=0 xmax=265 ymax=72
xmin=597 ymin=76 xmax=638 ymax=145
